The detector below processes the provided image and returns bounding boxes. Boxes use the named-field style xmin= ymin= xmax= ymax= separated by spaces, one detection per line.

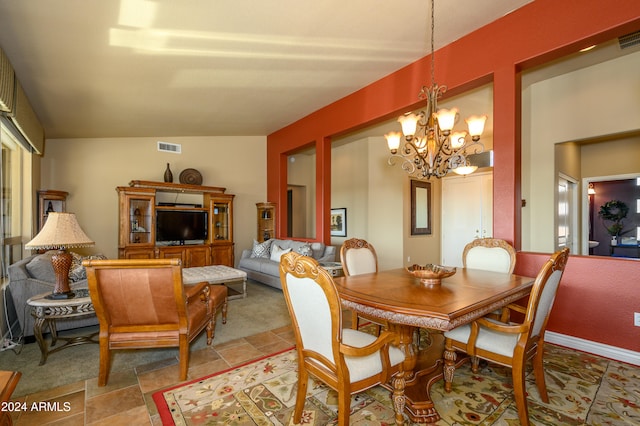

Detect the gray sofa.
xmin=7 ymin=251 xmax=101 ymax=338
xmin=238 ymin=239 xmax=335 ymax=289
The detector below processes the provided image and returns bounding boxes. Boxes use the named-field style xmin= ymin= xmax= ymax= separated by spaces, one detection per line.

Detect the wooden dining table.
xmin=334 ymin=267 xmax=536 ymax=423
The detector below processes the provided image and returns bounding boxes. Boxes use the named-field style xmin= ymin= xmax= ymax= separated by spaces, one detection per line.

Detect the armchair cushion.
xmin=444 ymin=319 xmax=519 ymax=358
xmin=342 ymin=329 xmax=405 ymax=382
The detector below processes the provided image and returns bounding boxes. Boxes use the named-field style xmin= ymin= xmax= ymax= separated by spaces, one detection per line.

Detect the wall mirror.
xmin=411 ymin=180 xmax=431 ymax=235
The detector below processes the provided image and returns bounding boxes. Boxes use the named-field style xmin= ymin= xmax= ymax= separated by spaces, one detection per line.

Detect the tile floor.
xmin=9 ymin=325 xmax=297 ymax=425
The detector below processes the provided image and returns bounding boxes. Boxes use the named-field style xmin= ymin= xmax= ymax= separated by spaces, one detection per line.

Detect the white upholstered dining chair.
xmin=462 ymin=238 xmax=516 ymax=274
xmin=443 ymin=247 xmax=570 ymax=426
xmin=463 ymin=238 xmax=517 ymax=322
xmin=339 ymin=238 xmax=386 ymax=333
xmin=279 ymin=251 xmax=406 ymax=425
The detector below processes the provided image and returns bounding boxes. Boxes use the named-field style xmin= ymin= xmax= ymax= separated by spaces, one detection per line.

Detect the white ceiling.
xmin=0 ymin=0 xmax=532 ymax=139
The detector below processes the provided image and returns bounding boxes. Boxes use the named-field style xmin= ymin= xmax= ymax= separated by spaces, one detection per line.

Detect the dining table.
xmin=333 ymin=267 xmax=536 ymax=423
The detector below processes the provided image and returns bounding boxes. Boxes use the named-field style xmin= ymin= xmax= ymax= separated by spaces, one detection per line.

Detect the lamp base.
xmin=45 ymin=291 xmax=76 ymax=300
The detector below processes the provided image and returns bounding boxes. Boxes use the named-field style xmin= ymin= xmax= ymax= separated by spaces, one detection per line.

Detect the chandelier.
xmin=385 ymin=0 xmax=487 ymax=180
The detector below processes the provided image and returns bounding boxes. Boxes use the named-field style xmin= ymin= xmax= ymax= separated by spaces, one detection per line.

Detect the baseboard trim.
xmin=545 ymin=331 xmax=640 ymax=366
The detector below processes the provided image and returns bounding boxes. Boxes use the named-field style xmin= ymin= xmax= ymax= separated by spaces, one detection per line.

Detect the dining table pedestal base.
xmin=381 ymin=325 xmax=471 ymax=423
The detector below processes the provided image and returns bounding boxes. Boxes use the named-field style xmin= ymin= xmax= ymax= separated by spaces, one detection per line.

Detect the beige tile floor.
xmin=9 ymin=326 xmax=297 ymax=425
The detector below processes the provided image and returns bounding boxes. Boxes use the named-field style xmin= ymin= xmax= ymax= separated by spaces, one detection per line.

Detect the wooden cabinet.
xmin=205 ymin=193 xmax=235 ymax=266
xmin=117 ymin=181 xmax=235 ymax=267
xmin=256 ymin=202 xmax=276 ymax=242
xmin=157 ymin=245 xmax=211 ymax=268
xmin=37 ymin=190 xmax=68 ymax=231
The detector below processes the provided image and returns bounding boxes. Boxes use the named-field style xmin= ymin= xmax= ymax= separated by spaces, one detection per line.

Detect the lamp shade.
xmin=25 ymin=212 xmax=95 ymax=250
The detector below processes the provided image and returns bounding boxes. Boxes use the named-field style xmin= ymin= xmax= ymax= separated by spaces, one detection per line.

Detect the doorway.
xmin=557 ymin=174 xmax=578 ymax=253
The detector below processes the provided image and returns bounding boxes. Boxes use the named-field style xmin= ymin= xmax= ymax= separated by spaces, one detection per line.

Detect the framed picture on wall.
xmin=330 ymin=208 xmax=347 ymax=237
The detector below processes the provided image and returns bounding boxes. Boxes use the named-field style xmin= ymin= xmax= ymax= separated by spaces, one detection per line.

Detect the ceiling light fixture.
xmin=385 ymin=0 xmax=487 ymax=180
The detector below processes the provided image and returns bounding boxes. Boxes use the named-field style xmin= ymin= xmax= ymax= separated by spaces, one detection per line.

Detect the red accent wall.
xmin=516 ymin=252 xmax=639 ymax=353
xmin=267 ymin=0 xmax=640 ymax=352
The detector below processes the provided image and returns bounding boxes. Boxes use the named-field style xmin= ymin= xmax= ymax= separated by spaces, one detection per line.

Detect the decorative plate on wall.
xmin=179 ymin=168 xmax=203 ymax=185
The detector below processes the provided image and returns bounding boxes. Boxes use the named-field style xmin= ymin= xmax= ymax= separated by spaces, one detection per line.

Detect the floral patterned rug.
xmin=153 ymin=342 xmax=640 ymax=425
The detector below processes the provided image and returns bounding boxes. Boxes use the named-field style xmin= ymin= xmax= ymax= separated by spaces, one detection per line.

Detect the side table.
xmin=26 ymin=289 xmax=98 ymax=365
xmin=319 ymin=262 xmax=344 ymax=277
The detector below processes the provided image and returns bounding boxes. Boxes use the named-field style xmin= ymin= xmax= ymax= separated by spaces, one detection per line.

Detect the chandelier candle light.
xmin=385 ymin=0 xmax=487 ymax=180
xmin=25 ymin=212 xmax=95 ymax=299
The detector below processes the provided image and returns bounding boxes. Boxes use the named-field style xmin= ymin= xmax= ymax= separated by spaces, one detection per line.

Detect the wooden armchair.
xmin=279 ymin=252 xmax=406 ymax=425
xmin=340 ymin=238 xmax=386 ymax=333
xmin=443 ymin=248 xmax=570 ymax=426
xmin=83 ymin=258 xmax=215 ymax=386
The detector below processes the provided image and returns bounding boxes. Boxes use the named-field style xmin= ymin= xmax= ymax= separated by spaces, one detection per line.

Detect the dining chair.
xmin=339 ymin=238 xmax=386 ymax=333
xmin=83 ymin=258 xmax=215 ymax=386
xmin=463 ymin=238 xmax=517 ymax=322
xmin=462 ymin=238 xmax=516 ymax=274
xmin=279 ymin=252 xmax=406 ymax=426
xmin=442 ymin=247 xmax=570 ymax=426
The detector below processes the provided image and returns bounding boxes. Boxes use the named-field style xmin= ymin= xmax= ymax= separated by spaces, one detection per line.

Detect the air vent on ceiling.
xmin=157 ymin=141 xmax=181 ymax=154
xmin=619 ymin=30 xmax=640 ymax=50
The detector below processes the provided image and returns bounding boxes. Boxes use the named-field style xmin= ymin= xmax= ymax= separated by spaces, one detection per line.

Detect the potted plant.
xmin=598 ymin=200 xmax=629 ymax=245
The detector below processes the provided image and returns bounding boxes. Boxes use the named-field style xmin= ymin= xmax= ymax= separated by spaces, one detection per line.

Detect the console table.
xmin=27 ymin=289 xmax=98 ymax=365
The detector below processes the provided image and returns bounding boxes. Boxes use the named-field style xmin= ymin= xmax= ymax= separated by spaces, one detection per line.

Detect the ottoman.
xmin=182 ymin=265 xmax=247 ymax=300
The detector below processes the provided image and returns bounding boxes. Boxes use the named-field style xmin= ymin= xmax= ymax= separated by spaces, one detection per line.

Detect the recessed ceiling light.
xmin=579 ymin=45 xmax=596 ymax=53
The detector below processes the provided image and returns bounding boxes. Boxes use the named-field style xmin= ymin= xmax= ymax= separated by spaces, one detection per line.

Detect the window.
xmin=1 ymin=121 xmax=30 ymax=279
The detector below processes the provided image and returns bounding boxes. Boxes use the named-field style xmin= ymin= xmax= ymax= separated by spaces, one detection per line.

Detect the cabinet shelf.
xmin=256 ymin=202 xmax=276 ymax=242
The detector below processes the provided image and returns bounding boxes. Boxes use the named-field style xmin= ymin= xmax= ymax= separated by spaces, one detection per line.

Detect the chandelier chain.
xmin=384 ymin=0 xmax=487 ymax=180
xmin=430 ymin=0 xmax=435 ymax=88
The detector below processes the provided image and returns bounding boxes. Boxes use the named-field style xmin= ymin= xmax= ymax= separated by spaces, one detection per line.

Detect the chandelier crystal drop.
xmin=385 ymin=0 xmax=487 ymax=180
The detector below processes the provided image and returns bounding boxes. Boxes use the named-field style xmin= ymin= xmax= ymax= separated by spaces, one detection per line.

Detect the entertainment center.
xmin=117 ymin=180 xmax=235 ymax=267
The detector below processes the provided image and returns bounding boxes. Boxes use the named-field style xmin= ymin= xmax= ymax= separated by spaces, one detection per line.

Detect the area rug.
xmin=152 ymin=341 xmax=640 ymax=425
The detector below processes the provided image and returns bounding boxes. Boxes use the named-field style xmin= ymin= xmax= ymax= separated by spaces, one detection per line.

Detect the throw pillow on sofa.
xmin=270 ymin=245 xmax=291 ymax=262
xmin=25 ymin=251 xmax=56 ymax=281
xmin=250 ymin=239 xmax=272 ymax=258
xmin=69 ymin=253 xmax=108 ymax=282
xmin=294 ymin=242 xmax=313 ymax=257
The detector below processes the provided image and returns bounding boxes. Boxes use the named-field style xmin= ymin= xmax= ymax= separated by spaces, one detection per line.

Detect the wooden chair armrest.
xmin=185 ymin=281 xmax=210 ymax=304
xmin=340 ymin=330 xmax=397 ymax=357
xmin=475 ymin=317 xmax=529 ymax=334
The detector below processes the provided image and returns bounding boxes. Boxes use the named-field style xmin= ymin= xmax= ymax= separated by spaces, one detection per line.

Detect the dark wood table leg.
xmin=33 ymin=317 xmax=50 ymax=366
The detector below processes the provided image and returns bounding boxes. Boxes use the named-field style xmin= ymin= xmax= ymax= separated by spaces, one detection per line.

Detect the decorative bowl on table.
xmin=407 ymin=264 xmax=456 ymax=286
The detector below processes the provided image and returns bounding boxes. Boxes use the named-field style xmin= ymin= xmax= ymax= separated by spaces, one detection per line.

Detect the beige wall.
xmin=39 ymin=136 xmax=266 ymax=262
xmin=522 ymin=51 xmax=640 ymax=252
xmin=330 ymin=137 xmax=441 ymax=270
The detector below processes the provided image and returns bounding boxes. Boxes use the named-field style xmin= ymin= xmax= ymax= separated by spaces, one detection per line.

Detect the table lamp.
xmin=25 ymin=212 xmax=95 ymax=299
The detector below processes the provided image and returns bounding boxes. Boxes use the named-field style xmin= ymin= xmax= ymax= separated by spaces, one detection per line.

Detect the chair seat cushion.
xmin=342 ymin=329 xmax=405 ymax=383
xmin=444 ymin=320 xmax=519 ymax=358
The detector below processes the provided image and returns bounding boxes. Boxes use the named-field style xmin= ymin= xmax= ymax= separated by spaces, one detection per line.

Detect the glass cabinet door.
xmin=129 ymin=197 xmax=153 ymax=244
xmin=213 ymin=202 xmax=230 ymax=241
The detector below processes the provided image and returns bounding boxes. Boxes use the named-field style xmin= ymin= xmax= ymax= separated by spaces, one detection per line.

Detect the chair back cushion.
xmin=94 ymin=267 xmax=181 ymax=326
xmin=340 ymin=238 xmax=378 ymax=276
xmin=344 ymin=248 xmax=377 ymax=276
xmin=531 ymin=268 xmax=563 ymax=337
xmin=284 ymin=273 xmax=335 ymax=362
xmin=465 ymin=246 xmax=512 ymax=273
xmin=463 ymin=238 xmax=516 ymax=274
xmin=527 ymin=248 xmax=570 ymax=338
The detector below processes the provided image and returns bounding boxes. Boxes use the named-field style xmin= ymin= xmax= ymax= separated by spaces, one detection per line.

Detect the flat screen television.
xmin=156 ymin=210 xmax=208 ymax=244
